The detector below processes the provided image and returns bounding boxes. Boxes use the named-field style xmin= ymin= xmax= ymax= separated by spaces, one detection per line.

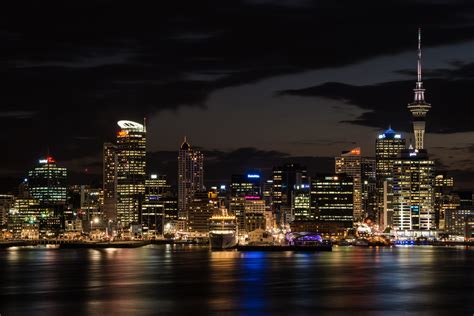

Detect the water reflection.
xmin=0 ymin=246 xmax=472 ymax=315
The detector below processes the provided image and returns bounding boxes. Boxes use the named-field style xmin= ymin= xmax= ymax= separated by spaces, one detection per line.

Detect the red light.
xmin=47 ymin=156 xmax=55 ymax=163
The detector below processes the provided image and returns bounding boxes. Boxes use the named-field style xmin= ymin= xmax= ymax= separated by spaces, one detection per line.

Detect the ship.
xmin=209 ymin=206 xmax=238 ymax=250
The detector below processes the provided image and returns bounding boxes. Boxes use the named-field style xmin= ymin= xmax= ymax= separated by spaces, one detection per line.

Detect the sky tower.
xmin=407 ymin=28 xmax=431 ymax=150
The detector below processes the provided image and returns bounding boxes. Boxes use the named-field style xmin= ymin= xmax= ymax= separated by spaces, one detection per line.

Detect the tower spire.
xmin=407 ymin=27 xmax=431 ymax=150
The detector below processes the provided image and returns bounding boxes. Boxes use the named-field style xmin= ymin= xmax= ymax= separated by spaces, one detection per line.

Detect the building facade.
xmin=115 ymin=120 xmax=146 ymax=227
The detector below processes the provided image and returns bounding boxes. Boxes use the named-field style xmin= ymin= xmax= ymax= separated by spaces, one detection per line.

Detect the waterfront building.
xmin=28 ymin=156 xmax=67 ymax=235
xmin=293 ymin=184 xmax=312 ymax=221
xmin=335 ymin=148 xmax=363 ymax=220
xmin=244 ymin=198 xmax=266 ymax=233
xmin=230 ymin=172 xmax=262 ymax=230
xmin=103 ymin=142 xmax=117 ymax=221
xmin=0 ymin=194 xmax=14 ymax=227
xmin=310 ymin=174 xmax=354 ymax=228
xmin=187 ymin=191 xmax=218 ymax=234
xmin=434 ymin=174 xmax=455 ymax=229
xmin=445 ymin=192 xmax=474 ymax=238
xmin=178 ymin=137 xmax=204 ymax=227
xmin=8 ymin=198 xmax=41 ymax=238
xmin=115 ymin=120 xmax=146 ymax=227
xmin=361 ymin=158 xmax=377 ymax=220
xmin=272 ymin=163 xmax=308 ymax=226
xmin=141 ymin=174 xmax=171 ymax=234
xmin=375 ymin=127 xmax=406 ymax=227
xmin=392 ymin=149 xmax=435 ymax=231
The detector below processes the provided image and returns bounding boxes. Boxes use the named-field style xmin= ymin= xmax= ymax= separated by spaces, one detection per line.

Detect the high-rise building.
xmin=434 ymin=174 xmax=455 ymax=229
xmin=361 ymin=158 xmax=377 ymax=220
xmin=375 ymin=127 xmax=406 ymax=226
xmin=178 ymin=137 xmax=204 ymax=225
xmin=407 ymin=28 xmax=431 ymax=150
xmin=335 ymin=148 xmax=363 ymax=220
xmin=187 ymin=191 xmax=218 ymax=234
xmin=229 ymin=172 xmax=262 ymax=230
xmin=392 ymin=149 xmax=435 ymax=231
xmin=8 ymin=198 xmax=41 ymax=239
xmin=272 ymin=163 xmax=308 ymax=225
xmin=141 ymin=174 xmax=172 ymax=234
xmin=244 ymin=198 xmax=266 ymax=233
xmin=28 ymin=156 xmax=67 ymax=205
xmin=445 ymin=191 xmax=473 ymax=237
xmin=0 ymin=194 xmax=14 ymax=227
xmin=310 ymin=174 xmax=354 ymax=228
xmin=103 ymin=142 xmax=117 ymax=221
xmin=27 ymin=156 xmax=67 ymax=235
xmin=293 ymin=184 xmax=312 ymax=221
xmin=115 ymin=120 xmax=146 ymax=227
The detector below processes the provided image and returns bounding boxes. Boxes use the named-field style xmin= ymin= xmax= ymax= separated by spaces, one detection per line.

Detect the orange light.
xmin=350 ymin=148 xmax=361 ymax=155
xmin=117 ymin=130 xmax=128 ymax=137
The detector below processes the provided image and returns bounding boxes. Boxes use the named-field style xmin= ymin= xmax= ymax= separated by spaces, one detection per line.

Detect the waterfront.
xmin=0 ymin=245 xmax=473 ymax=315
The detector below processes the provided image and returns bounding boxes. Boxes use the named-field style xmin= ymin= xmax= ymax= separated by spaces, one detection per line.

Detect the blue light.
xmin=247 ymin=174 xmax=260 ymax=179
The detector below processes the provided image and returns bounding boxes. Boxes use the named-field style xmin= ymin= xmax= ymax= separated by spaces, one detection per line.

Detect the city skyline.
xmin=2 ymin=1 xmax=474 ymax=191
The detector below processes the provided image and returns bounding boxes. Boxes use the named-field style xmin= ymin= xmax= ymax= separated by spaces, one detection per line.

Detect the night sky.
xmin=2 ymin=1 xmax=474 ymax=191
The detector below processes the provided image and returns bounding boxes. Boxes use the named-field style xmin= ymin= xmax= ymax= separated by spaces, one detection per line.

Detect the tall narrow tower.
xmin=407 ymin=28 xmax=431 ymax=150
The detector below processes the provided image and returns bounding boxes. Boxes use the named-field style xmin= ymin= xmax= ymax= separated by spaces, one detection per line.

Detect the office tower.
xmin=230 ymin=172 xmax=262 ymax=230
xmin=28 ymin=156 xmax=67 ymax=235
xmin=244 ymin=199 xmax=266 ymax=232
xmin=392 ymin=149 xmax=435 ymax=231
xmin=407 ymin=29 xmax=431 ymax=150
xmin=361 ymin=158 xmax=377 ymax=220
xmin=28 ymin=156 xmax=67 ymax=205
xmin=116 ymin=120 xmax=146 ymax=227
xmin=0 ymin=194 xmax=14 ymax=227
xmin=310 ymin=174 xmax=354 ymax=228
xmin=263 ymin=179 xmax=273 ymax=207
xmin=272 ymin=163 xmax=308 ymax=225
xmin=178 ymin=137 xmax=204 ymax=225
xmin=230 ymin=173 xmax=262 ymax=197
xmin=80 ymin=186 xmax=102 ymax=228
xmin=293 ymin=184 xmax=312 ymax=221
xmin=8 ymin=198 xmax=41 ymax=239
xmin=434 ymin=174 xmax=455 ymax=229
xmin=103 ymin=142 xmax=117 ymax=221
xmin=187 ymin=191 xmax=218 ymax=234
xmin=335 ymin=148 xmax=362 ymax=220
xmin=445 ymin=192 xmax=474 ymax=237
xmin=141 ymin=174 xmax=171 ymax=234
xmin=375 ymin=127 xmax=406 ymax=226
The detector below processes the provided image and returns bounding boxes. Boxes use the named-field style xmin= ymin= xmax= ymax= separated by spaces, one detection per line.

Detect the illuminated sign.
xmin=220 ymin=185 xmax=226 ymax=190
xmin=394 ymin=134 xmax=402 ymax=139
xmin=247 ymin=174 xmax=260 ymax=179
xmin=378 ymin=134 xmax=385 ymax=139
xmin=245 ymin=195 xmax=261 ymax=200
xmin=39 ymin=159 xmax=48 ymax=164
xmin=350 ymin=148 xmax=361 ymax=155
xmin=117 ymin=120 xmax=144 ymax=131
xmin=117 ymin=130 xmax=128 ymax=137
xmin=150 ymin=174 xmax=158 ymax=179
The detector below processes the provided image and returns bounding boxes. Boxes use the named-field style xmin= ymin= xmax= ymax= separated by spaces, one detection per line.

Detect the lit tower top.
xmin=407 ymin=28 xmax=431 ymax=150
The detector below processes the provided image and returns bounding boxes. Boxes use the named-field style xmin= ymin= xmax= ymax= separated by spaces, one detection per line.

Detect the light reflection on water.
xmin=0 ymin=246 xmax=472 ymax=315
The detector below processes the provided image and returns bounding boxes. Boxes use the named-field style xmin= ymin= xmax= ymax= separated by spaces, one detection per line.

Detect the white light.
xmin=39 ymin=159 xmax=48 ymax=164
xmin=394 ymin=134 xmax=401 ymax=139
xmin=150 ymin=174 xmax=158 ymax=179
xmin=117 ymin=120 xmax=144 ymax=131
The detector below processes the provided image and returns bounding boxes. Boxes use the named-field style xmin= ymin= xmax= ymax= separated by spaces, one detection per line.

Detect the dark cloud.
xmin=278 ymin=68 xmax=474 ymax=134
xmin=3 ymin=0 xmax=474 ymax=190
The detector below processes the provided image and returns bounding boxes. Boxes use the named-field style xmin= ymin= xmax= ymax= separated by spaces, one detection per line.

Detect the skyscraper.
xmin=310 ymin=174 xmax=354 ymax=228
xmin=178 ymin=137 xmax=204 ymax=226
xmin=272 ymin=163 xmax=308 ymax=225
xmin=103 ymin=142 xmax=117 ymax=221
xmin=375 ymin=128 xmax=406 ymax=226
xmin=115 ymin=120 xmax=146 ymax=227
xmin=28 ymin=156 xmax=67 ymax=205
xmin=407 ymin=28 xmax=431 ymax=150
xmin=392 ymin=149 xmax=435 ymax=231
xmin=335 ymin=148 xmax=362 ymax=220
